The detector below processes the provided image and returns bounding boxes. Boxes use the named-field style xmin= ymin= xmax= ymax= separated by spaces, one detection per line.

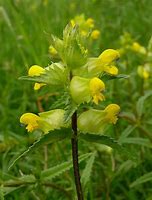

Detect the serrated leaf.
xmin=81 ymin=152 xmax=96 ymax=197
xmin=8 ymin=128 xmax=71 ymax=170
xmin=41 ymin=153 xmax=92 ymax=181
xmin=130 ymin=172 xmax=152 ymax=188
xmin=118 ymin=125 xmax=137 ymax=143
xmin=79 ymin=133 xmax=137 ymax=161
xmin=19 ymin=63 xmax=67 ymax=86
xmin=136 ymin=90 xmax=152 ymax=118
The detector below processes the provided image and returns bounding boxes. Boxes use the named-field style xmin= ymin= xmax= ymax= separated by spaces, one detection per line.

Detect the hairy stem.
xmin=71 ymin=111 xmax=84 ymax=200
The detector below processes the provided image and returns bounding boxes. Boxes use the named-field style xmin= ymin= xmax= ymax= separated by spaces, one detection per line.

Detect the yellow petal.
xmin=104 ymin=104 xmax=120 ymax=124
xmin=99 ymin=49 xmax=120 ymax=65
xmin=91 ymin=30 xmax=100 ymax=40
xmin=89 ymin=77 xmax=105 ymax=104
xmin=104 ymin=66 xmax=118 ymax=75
xmin=28 ymin=65 xmax=45 ymax=76
xmin=34 ymin=83 xmax=46 ymax=90
xmin=20 ymin=113 xmax=40 ymax=132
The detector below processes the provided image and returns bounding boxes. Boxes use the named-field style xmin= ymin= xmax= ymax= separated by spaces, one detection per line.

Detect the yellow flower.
xmin=20 ymin=113 xmax=40 ymax=132
xmin=70 ymin=76 xmax=105 ymax=105
xmin=77 ymin=104 xmax=120 ymax=134
xmin=104 ymin=104 xmax=120 ymax=124
xmin=99 ymin=49 xmax=120 ymax=65
xmin=137 ymin=65 xmax=150 ymax=79
xmin=85 ymin=18 xmax=94 ymax=28
xmin=20 ymin=109 xmax=66 ymax=133
xmin=89 ymin=77 xmax=105 ymax=104
xmin=86 ymin=49 xmax=120 ymax=76
xmin=104 ymin=66 xmax=118 ymax=75
xmin=91 ymin=30 xmax=100 ymax=40
xmin=70 ymin=19 xmax=76 ymax=27
xmin=131 ymin=42 xmax=146 ymax=54
xmin=28 ymin=65 xmax=46 ymax=90
xmin=80 ymin=30 xmax=88 ymax=37
xmin=49 ymin=45 xmax=58 ymax=56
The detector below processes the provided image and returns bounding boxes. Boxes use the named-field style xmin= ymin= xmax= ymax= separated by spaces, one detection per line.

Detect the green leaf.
xmin=119 ymin=137 xmax=152 ymax=148
xmin=79 ymin=133 xmax=137 ymax=161
xmin=118 ymin=125 xmax=137 ymax=143
xmin=147 ymin=36 xmax=152 ymax=52
xmin=136 ymin=90 xmax=152 ymax=118
xmin=41 ymin=153 xmax=92 ymax=181
xmin=0 ymin=185 xmax=4 ymax=200
xmin=113 ymin=160 xmax=136 ymax=178
xmin=8 ymin=128 xmax=71 ymax=170
xmin=19 ymin=63 xmax=67 ymax=86
xmin=50 ymin=91 xmax=70 ymax=109
xmin=101 ymin=74 xmax=130 ymax=81
xmin=64 ymin=101 xmax=78 ymax=123
xmin=130 ymin=172 xmax=152 ymax=188
xmin=81 ymin=152 xmax=96 ymax=197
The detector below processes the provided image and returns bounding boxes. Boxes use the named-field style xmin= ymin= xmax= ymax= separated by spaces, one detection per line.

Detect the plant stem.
xmin=71 ymin=111 xmax=84 ymax=200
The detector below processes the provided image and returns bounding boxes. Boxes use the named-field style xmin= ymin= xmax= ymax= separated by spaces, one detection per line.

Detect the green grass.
xmin=0 ymin=0 xmax=152 ymax=199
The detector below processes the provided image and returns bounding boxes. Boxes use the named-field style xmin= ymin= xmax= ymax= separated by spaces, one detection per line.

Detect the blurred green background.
xmin=1 ymin=0 xmax=152 ymax=199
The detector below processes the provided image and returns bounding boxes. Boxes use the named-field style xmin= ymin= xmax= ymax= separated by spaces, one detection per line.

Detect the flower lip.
xmin=28 ymin=65 xmax=45 ymax=76
xmin=104 ymin=104 xmax=120 ymax=124
xmin=99 ymin=49 xmax=120 ymax=65
xmin=20 ymin=113 xmax=40 ymax=132
xmin=89 ymin=77 xmax=105 ymax=104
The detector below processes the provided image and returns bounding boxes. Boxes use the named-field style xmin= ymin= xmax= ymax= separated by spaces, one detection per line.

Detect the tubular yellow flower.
xmin=137 ymin=65 xmax=150 ymax=79
xmin=20 ymin=109 xmax=66 ymax=134
xmin=49 ymin=45 xmax=58 ymax=56
xmin=20 ymin=113 xmax=40 ymax=132
xmin=78 ymin=104 xmax=120 ymax=134
xmin=86 ymin=18 xmax=94 ymax=28
xmin=91 ymin=30 xmax=100 ymax=40
xmin=89 ymin=77 xmax=105 ymax=104
xmin=28 ymin=65 xmax=45 ymax=76
xmin=80 ymin=30 xmax=88 ymax=37
xmin=28 ymin=65 xmax=46 ymax=90
xmin=104 ymin=66 xmax=118 ymax=75
xmin=131 ymin=42 xmax=146 ymax=54
xmin=99 ymin=49 xmax=120 ymax=65
xmin=104 ymin=104 xmax=120 ymax=124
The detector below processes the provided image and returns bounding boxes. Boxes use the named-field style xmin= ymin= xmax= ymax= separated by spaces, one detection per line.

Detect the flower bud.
xmin=91 ymin=30 xmax=100 ymax=40
xmin=131 ymin=42 xmax=146 ymax=54
xmin=137 ymin=65 xmax=150 ymax=79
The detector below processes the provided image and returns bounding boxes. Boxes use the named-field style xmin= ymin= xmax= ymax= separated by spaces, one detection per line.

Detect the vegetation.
xmin=0 ymin=0 xmax=152 ymax=199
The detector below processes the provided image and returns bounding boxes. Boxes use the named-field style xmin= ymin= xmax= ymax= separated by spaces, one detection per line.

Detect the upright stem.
xmin=71 ymin=111 xmax=84 ymax=200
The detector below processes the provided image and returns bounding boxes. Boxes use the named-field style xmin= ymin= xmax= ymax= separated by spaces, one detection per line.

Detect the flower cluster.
xmin=70 ymin=14 xmax=100 ymax=40
xmin=20 ymin=24 xmax=120 ymax=135
xmin=118 ymin=32 xmax=152 ymax=81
